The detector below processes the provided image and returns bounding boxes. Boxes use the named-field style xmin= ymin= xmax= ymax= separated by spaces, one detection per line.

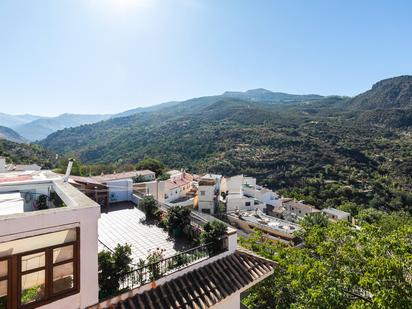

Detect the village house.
xmin=322 ymin=207 xmax=351 ymax=222
xmin=197 ymin=175 xmax=219 ymax=214
xmin=91 ymin=170 xmax=155 ymax=204
xmin=227 ymin=209 xmax=302 ymax=245
xmin=0 ymin=159 xmax=276 ymax=309
xmin=220 ymin=175 xmax=280 ymax=212
xmin=279 ymin=198 xmax=320 ymax=222
xmin=0 ymin=159 xmax=100 ymax=308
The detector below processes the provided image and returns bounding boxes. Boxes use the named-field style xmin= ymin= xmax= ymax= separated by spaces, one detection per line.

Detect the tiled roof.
xmin=107 ymin=250 xmax=275 ymax=309
xmin=165 ymin=174 xmax=193 ymax=190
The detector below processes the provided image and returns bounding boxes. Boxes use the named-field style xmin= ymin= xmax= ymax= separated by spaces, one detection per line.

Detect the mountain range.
xmin=0 ymin=126 xmax=27 ymax=143
xmin=0 ymin=75 xmax=411 ymax=212
xmin=0 ymin=89 xmax=328 ymax=142
xmin=0 ymin=113 xmax=113 ymax=142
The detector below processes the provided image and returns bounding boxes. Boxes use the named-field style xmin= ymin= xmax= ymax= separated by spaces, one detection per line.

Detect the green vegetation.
xmin=98 ymin=244 xmax=133 ymax=299
xmin=146 ymin=248 xmax=166 ymax=280
xmin=39 ymin=76 xmax=412 ymax=214
xmin=135 ymin=158 xmax=165 ymax=176
xmin=139 ymin=196 xmax=161 ymax=220
xmin=21 ymin=285 xmax=44 ymax=305
xmin=36 ymin=194 xmax=48 ymax=210
xmin=167 ymin=206 xmax=191 ymax=237
xmin=201 ymin=221 xmax=227 ymax=254
xmin=0 ymin=139 xmax=54 ymax=169
xmin=240 ymin=211 xmax=412 ymax=308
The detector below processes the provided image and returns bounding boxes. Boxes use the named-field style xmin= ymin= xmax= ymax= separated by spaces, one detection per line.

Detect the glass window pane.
xmin=21 ymin=252 xmax=45 ymax=272
xmin=0 ymin=261 xmax=7 ymax=277
xmin=53 ymin=245 xmax=73 ymax=264
xmin=0 ymin=228 xmax=77 ymax=258
xmin=21 ymin=270 xmax=45 ymax=305
xmin=53 ymin=262 xmax=74 ymax=294
xmin=0 ymin=280 xmax=7 ymax=309
xmin=0 ymin=280 xmax=7 ymax=297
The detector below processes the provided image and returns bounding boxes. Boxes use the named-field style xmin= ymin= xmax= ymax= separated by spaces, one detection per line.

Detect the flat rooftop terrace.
xmin=98 ymin=202 xmax=193 ymax=262
xmin=229 ymin=210 xmax=301 ymax=235
xmin=0 ymin=170 xmax=59 ymax=185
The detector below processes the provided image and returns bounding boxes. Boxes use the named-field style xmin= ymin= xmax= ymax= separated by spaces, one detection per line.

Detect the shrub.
xmin=167 ymin=206 xmax=191 ymax=237
xmin=140 ymin=196 xmax=159 ymax=220
xmin=98 ymin=244 xmax=132 ymax=299
xmin=37 ymin=194 xmax=48 ymax=210
xmin=146 ymin=248 xmax=166 ymax=280
xmin=201 ymin=221 xmax=227 ymax=254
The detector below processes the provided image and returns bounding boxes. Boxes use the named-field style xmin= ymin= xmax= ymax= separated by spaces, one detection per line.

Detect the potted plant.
xmin=37 ymin=194 xmax=48 ymax=210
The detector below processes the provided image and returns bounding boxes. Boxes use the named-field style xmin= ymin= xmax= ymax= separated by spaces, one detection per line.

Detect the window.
xmin=0 ymin=228 xmax=79 ymax=308
xmin=0 ymin=258 xmax=9 ymax=309
xmin=245 ymin=202 xmax=251 ymax=207
xmin=200 ymin=191 xmax=205 ymax=196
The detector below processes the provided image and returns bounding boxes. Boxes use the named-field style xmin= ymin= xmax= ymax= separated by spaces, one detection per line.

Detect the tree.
xmin=98 ymin=244 xmax=133 ymax=298
xmin=167 ymin=206 xmax=191 ymax=237
xmin=240 ymin=212 xmax=412 ymax=308
xmin=55 ymin=157 xmax=83 ymax=176
xmin=201 ymin=221 xmax=227 ymax=254
xmin=136 ymin=158 xmax=164 ymax=177
xmin=299 ymin=212 xmax=329 ymax=230
xmin=140 ymin=196 xmax=160 ymax=220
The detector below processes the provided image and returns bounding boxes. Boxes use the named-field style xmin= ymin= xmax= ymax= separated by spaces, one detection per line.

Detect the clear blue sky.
xmin=0 ymin=0 xmax=411 ymax=116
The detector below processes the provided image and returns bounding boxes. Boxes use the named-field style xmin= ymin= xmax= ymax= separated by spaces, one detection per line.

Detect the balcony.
xmin=96 ymin=201 xmax=237 ymax=307
xmin=116 ymin=236 xmax=228 ymax=292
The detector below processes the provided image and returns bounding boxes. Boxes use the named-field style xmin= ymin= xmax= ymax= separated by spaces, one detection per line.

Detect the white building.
xmin=227 ymin=209 xmax=302 ymax=245
xmin=163 ymin=170 xmax=194 ymax=203
xmin=0 ymin=164 xmax=100 ymax=308
xmin=281 ymin=199 xmax=320 ymax=221
xmin=92 ymin=170 xmax=155 ymax=204
xmin=198 ymin=176 xmax=217 ymax=214
xmin=221 ymin=175 xmax=281 ymax=212
xmin=322 ymin=208 xmax=351 ymax=222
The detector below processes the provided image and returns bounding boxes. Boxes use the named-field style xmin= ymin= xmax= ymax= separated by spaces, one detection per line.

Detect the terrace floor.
xmin=98 ymin=202 xmax=193 ymax=262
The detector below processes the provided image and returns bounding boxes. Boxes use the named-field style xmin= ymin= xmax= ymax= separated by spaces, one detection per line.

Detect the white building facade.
xmin=0 ymin=169 xmax=100 ymax=309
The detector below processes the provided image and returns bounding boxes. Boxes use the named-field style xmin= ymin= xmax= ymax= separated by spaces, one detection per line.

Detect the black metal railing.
xmin=118 ymin=236 xmax=228 ymax=291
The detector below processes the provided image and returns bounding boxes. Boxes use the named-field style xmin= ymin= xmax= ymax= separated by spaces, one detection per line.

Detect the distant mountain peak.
xmin=349 ymin=75 xmax=412 ymax=109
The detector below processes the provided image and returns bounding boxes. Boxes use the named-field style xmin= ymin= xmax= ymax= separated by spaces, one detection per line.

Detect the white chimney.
xmin=63 ymin=159 xmax=74 ymax=182
xmin=0 ymin=157 xmax=5 ymax=173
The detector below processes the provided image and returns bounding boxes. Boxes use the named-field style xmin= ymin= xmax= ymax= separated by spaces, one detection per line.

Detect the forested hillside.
xmin=0 ymin=126 xmax=27 ymax=143
xmin=40 ymin=76 xmax=412 ymax=212
xmin=0 ymin=139 xmax=55 ymax=168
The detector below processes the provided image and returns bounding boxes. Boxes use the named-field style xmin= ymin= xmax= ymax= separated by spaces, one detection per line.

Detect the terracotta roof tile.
xmin=107 ymin=250 xmax=275 ymax=309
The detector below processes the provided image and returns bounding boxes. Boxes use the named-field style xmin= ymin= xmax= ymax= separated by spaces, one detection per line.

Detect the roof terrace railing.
xmin=109 ymin=236 xmax=228 ymax=297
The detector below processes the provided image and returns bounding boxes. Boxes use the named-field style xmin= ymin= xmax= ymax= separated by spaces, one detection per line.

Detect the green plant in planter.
xmin=135 ymin=259 xmax=146 ymax=285
xmin=98 ymin=243 xmax=132 ymax=299
xmin=201 ymin=221 xmax=227 ymax=255
xmin=49 ymin=191 xmax=66 ymax=208
xmin=146 ymin=248 xmax=166 ymax=280
xmin=37 ymin=194 xmax=48 ymax=210
xmin=167 ymin=206 xmax=191 ymax=238
xmin=183 ymin=225 xmax=201 ymax=244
